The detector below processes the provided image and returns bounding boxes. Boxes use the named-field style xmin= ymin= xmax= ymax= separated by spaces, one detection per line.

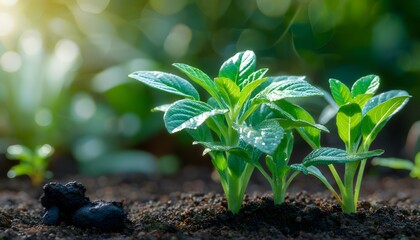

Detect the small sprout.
xmin=7 ymin=144 xmax=55 ymax=187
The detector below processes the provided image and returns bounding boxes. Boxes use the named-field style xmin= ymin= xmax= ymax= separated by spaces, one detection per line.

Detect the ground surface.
xmin=0 ymin=166 xmax=419 ymax=239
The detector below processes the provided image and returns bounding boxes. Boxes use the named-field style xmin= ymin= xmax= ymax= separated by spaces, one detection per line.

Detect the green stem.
xmin=342 ymin=162 xmax=358 ymax=213
xmin=328 ymin=164 xmax=345 ymax=194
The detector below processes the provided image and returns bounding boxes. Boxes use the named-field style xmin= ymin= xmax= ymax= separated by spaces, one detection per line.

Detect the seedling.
xmin=245 ymin=100 xmax=329 ymax=205
xmin=294 ymin=75 xmax=410 ymax=213
xmin=7 ymin=144 xmax=54 ymax=187
xmin=372 ymin=152 xmax=420 ymax=179
xmin=129 ymin=51 xmax=323 ymax=213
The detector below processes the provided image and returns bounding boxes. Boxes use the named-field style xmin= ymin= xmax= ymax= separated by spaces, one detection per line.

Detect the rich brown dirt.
xmin=0 ymin=166 xmax=419 ymax=239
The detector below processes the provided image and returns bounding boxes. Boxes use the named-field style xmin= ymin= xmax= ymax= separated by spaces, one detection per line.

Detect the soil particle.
xmin=40 ymin=181 xmax=128 ymax=232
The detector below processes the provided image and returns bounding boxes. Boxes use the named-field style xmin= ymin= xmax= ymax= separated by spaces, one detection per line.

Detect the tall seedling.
xmin=129 ymin=51 xmax=323 ymax=213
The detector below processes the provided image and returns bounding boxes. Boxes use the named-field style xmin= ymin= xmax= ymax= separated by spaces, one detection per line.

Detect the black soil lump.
xmin=40 ymin=181 xmax=127 ymax=232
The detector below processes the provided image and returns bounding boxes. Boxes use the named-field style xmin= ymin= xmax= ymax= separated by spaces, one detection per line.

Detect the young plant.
xmin=7 ymin=144 xmax=55 ymax=187
xmin=129 ymin=51 xmax=323 ymax=213
xmin=294 ymin=75 xmax=411 ymax=213
xmin=372 ymin=152 xmax=420 ymax=179
xmin=244 ymin=98 xmax=329 ymax=205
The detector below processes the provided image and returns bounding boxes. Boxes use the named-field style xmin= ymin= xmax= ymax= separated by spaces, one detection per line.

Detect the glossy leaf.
xmin=361 ymin=94 xmax=410 ymax=146
xmin=336 ymin=103 xmax=362 ymax=150
xmin=256 ymin=79 xmax=323 ymax=102
xmin=236 ymin=120 xmax=284 ymax=154
xmin=164 ymin=99 xmax=228 ymax=133
xmin=219 ymin=50 xmax=256 ymax=86
xmin=172 ymin=63 xmax=218 ymax=99
xmin=129 ymin=71 xmax=200 ymax=100
xmin=352 ymin=94 xmax=373 ymax=108
xmin=268 ymin=100 xmax=322 ymax=149
xmin=236 ymin=78 xmax=267 ymax=111
xmin=329 ymin=79 xmax=352 ymax=106
xmin=303 ymin=147 xmax=384 ymax=166
xmin=351 ymin=75 xmax=380 ymax=97
xmin=215 ymin=77 xmax=240 ymax=107
xmin=193 ymin=141 xmax=242 ymax=155
xmin=362 ymin=90 xmax=410 ymax=115
xmin=289 ymin=164 xmax=308 ymax=175
xmin=239 ymin=68 xmax=268 ymax=89
xmin=276 ymin=119 xmax=329 ymax=132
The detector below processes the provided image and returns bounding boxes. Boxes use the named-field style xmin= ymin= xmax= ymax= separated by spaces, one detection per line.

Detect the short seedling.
xmin=129 ymin=51 xmax=323 ymax=213
xmin=7 ymin=144 xmax=54 ymax=187
xmin=295 ymin=75 xmax=410 ymax=213
xmin=246 ymin=100 xmax=328 ymax=205
xmin=372 ymin=152 xmax=420 ymax=179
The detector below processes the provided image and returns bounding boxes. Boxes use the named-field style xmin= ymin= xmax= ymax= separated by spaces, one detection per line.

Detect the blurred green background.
xmin=0 ymin=0 xmax=419 ymax=177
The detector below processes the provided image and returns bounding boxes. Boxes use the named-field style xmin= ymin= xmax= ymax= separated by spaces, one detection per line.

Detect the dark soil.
xmin=0 ymin=166 xmax=419 ymax=239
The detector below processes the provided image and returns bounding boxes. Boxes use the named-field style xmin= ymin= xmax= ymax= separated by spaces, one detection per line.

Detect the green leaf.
xmin=164 ymin=99 xmax=228 ymax=134
xmin=266 ymin=131 xmax=294 ymax=173
xmin=151 ymin=104 xmax=172 ymax=113
xmin=129 ymin=71 xmax=200 ymax=100
xmin=362 ymin=90 xmax=410 ymax=115
xmin=289 ymin=164 xmax=308 ymax=175
xmin=361 ymin=93 xmax=410 ymax=146
xmin=239 ymin=68 xmax=269 ymax=89
xmin=352 ymin=94 xmax=373 ymax=108
xmin=256 ymin=78 xmax=323 ymax=102
xmin=8 ymin=164 xmax=33 ymax=177
xmin=303 ymin=147 xmax=384 ymax=166
xmin=172 ymin=63 xmax=218 ymax=99
xmin=236 ymin=78 xmax=267 ymax=112
xmin=219 ymin=50 xmax=256 ymax=86
xmin=372 ymin=157 xmax=414 ymax=170
xmin=214 ymin=77 xmax=240 ymax=107
xmin=247 ymin=104 xmax=275 ymax=126
xmin=236 ymin=120 xmax=284 ymax=154
xmin=336 ymin=103 xmax=362 ymax=150
xmin=227 ymin=152 xmax=247 ymax=177
xmin=351 ymin=75 xmax=380 ymax=97
xmin=36 ymin=144 xmax=54 ymax=159
xmin=193 ymin=141 xmax=242 ymax=155
xmin=329 ymin=79 xmax=352 ymax=106
xmin=268 ymin=100 xmax=322 ymax=149
xmin=7 ymin=145 xmax=33 ymax=162
xmin=276 ymin=119 xmax=329 ymax=132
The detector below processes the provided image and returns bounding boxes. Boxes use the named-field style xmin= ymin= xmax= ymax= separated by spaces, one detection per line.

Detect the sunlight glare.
xmin=20 ymin=30 xmax=43 ymax=56
xmin=0 ymin=51 xmax=21 ymax=72
xmin=0 ymin=12 xmax=15 ymax=36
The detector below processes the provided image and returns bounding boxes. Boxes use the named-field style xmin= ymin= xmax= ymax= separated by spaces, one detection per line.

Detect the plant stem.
xmin=342 ymin=162 xmax=358 ymax=213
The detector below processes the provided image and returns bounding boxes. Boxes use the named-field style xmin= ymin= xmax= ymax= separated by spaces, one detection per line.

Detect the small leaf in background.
xmin=361 ymin=94 xmax=410 ymax=146
xmin=336 ymin=103 xmax=362 ymax=150
xmin=164 ymin=99 xmax=228 ymax=133
xmin=236 ymin=120 xmax=284 ymax=154
xmin=6 ymin=145 xmax=32 ymax=162
xmin=172 ymin=63 xmax=218 ymax=97
xmin=219 ymin=50 xmax=256 ymax=86
xmin=303 ymin=147 xmax=384 ymax=166
xmin=128 ymin=71 xmax=200 ymax=100
xmin=372 ymin=157 xmax=414 ymax=170
xmin=255 ymin=78 xmax=323 ymax=102
xmin=329 ymin=79 xmax=352 ymax=106
xmin=351 ymin=75 xmax=380 ymax=97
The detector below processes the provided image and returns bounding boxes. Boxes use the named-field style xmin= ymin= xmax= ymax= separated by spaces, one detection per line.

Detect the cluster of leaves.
xmin=7 ymin=144 xmax=55 ymax=187
xmin=129 ymin=51 xmax=326 ymax=213
xmin=129 ymin=51 xmax=410 ymax=214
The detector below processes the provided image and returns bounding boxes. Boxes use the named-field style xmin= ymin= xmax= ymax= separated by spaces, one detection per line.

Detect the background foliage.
xmin=0 ymin=0 xmax=418 ymax=176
